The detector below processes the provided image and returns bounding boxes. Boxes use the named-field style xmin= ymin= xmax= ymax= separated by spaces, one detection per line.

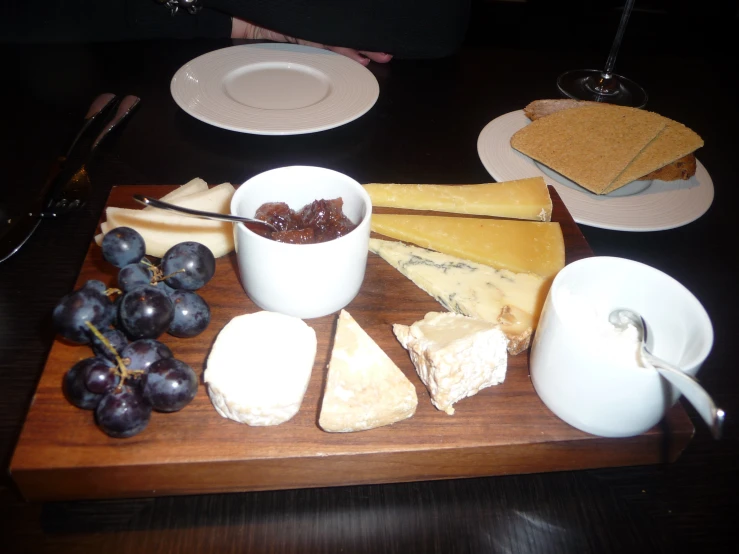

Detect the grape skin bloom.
xmin=168 ymin=290 xmax=211 ymax=338
xmin=120 ymin=338 xmax=173 ymax=373
xmin=64 ymin=359 xmax=105 ymax=409
xmin=95 ymin=385 xmax=152 ymax=438
xmin=143 ymin=358 xmax=198 ymax=413
xmin=101 ymin=227 xmax=146 ymax=268
xmin=53 ymin=287 xmax=116 ymax=344
xmin=118 ymin=285 xmax=174 ymax=340
xmin=161 ymin=242 xmax=215 ymax=291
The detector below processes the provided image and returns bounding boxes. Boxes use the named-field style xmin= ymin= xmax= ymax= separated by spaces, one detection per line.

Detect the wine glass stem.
xmin=602 ymin=0 xmax=636 ymax=78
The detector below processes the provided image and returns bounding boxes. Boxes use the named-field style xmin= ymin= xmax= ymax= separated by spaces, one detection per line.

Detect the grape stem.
xmin=145 ymin=262 xmax=183 ymax=286
xmin=84 ymin=321 xmax=143 ymax=390
xmin=159 ymin=268 xmax=186 ymax=282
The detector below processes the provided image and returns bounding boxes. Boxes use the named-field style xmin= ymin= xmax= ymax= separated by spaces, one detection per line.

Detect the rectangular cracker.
xmin=511 ymin=104 xmax=666 ymax=194
xmin=603 ymin=119 xmax=705 ymax=193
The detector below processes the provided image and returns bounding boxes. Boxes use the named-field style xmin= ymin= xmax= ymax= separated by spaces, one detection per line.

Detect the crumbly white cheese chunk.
xmin=319 ymin=310 xmax=417 ymax=432
xmin=204 ymin=311 xmax=317 ymax=426
xmin=393 ymin=312 xmax=508 ymax=415
xmin=369 ymin=238 xmax=545 ymax=355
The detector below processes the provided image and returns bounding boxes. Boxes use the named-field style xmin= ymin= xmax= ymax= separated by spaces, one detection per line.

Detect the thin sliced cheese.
xmin=106 ymin=208 xmax=234 ymax=258
xmin=370 ymin=214 xmax=564 ymax=281
xmin=149 ymin=177 xmax=209 ymax=207
xmin=98 ymin=181 xmax=236 ymax=258
xmin=155 ymin=182 xmax=234 ymax=212
xmin=364 ymin=178 xmax=552 ymax=221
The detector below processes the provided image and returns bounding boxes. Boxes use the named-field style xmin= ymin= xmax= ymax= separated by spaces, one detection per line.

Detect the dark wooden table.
xmin=2 ymin=5 xmax=737 ymax=552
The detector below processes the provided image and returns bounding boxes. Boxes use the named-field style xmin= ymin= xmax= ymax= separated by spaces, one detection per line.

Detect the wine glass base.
xmin=557 ymin=69 xmax=648 ymax=108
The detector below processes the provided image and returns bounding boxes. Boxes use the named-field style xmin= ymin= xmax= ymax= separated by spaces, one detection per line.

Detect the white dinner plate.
xmin=171 ymin=43 xmax=380 ymax=135
xmin=477 ymin=110 xmax=714 ymax=232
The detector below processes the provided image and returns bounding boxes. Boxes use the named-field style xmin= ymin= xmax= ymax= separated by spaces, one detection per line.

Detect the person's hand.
xmin=231 ymin=17 xmax=392 ymax=66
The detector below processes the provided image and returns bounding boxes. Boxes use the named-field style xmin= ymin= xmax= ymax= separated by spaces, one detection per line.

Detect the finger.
xmin=359 ymin=52 xmax=393 ymax=64
xmin=326 ymin=46 xmax=373 ymax=65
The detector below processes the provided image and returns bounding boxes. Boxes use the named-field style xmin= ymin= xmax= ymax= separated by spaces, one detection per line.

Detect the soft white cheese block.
xmin=393 ymin=312 xmax=508 ymax=415
xmin=319 ymin=310 xmax=418 ymax=432
xmin=204 ymin=311 xmax=317 ymax=426
xmin=370 ymin=238 xmax=546 ymax=355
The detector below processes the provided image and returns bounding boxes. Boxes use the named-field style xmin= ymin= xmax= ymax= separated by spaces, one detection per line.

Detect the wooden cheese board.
xmin=9 ymin=185 xmax=694 ymax=502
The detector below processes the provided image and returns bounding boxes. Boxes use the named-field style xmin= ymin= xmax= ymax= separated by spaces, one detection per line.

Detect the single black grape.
xmin=52 ymin=286 xmax=116 ymax=344
xmin=118 ymin=263 xmax=154 ymax=292
xmin=95 ymin=385 xmax=152 ymax=438
xmin=91 ymin=328 xmax=129 ymax=361
xmin=120 ymin=338 xmax=173 ymax=373
xmin=161 ymin=242 xmax=215 ymax=291
xmin=63 ymin=359 xmax=105 ymax=409
xmin=118 ymin=285 xmax=174 ymax=340
xmin=83 ymin=356 xmax=120 ymax=394
xmin=101 ymin=227 xmax=146 ymax=268
xmin=142 ymin=358 xmax=198 ymax=412
xmin=168 ymin=290 xmax=211 ymax=338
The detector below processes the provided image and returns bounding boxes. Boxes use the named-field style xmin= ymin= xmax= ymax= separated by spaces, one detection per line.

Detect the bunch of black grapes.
xmin=53 ymin=227 xmax=215 ymax=438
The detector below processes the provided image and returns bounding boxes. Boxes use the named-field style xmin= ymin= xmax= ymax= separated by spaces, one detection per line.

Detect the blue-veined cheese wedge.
xmin=204 ymin=311 xmax=317 ymax=426
xmin=369 ymin=238 xmax=546 ymax=354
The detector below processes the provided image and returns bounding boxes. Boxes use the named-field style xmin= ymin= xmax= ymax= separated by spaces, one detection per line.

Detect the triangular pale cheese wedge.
xmin=511 ymin=104 xmax=666 ymax=193
xmin=370 ymin=214 xmax=564 ymax=281
xmin=319 ymin=310 xmax=418 ymax=432
xmin=363 ymin=178 xmax=552 ymax=221
xmin=369 ymin=238 xmax=545 ymax=354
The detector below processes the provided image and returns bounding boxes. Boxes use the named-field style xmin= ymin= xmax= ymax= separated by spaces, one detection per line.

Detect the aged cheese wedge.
xmin=370 ymin=214 xmax=565 ymax=281
xmin=369 ymin=238 xmax=546 ymax=354
xmin=204 ymin=311 xmax=317 ymax=426
xmin=319 ymin=310 xmax=418 ymax=432
xmin=393 ymin=312 xmax=508 ymax=415
xmin=363 ymin=178 xmax=552 ymax=221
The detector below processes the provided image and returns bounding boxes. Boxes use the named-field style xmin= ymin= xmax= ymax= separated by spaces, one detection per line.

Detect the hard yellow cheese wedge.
xmin=364 ymin=177 xmax=552 ymax=221
xmin=370 ymin=214 xmax=564 ymax=281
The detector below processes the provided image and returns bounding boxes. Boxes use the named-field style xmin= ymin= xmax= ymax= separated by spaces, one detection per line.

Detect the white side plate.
xmin=171 ymin=43 xmax=380 ymax=135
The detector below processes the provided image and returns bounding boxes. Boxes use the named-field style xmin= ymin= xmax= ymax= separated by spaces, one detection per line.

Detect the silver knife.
xmin=0 ymin=94 xmax=140 ymax=264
